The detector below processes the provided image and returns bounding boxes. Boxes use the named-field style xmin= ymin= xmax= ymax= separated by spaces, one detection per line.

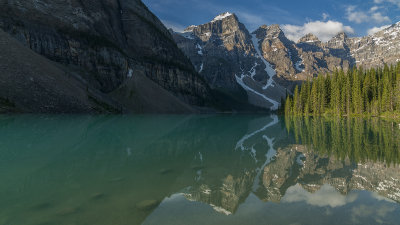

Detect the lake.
xmin=0 ymin=115 xmax=399 ymax=225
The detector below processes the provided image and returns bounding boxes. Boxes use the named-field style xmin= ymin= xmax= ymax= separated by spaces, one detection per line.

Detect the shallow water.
xmin=0 ymin=115 xmax=399 ymax=225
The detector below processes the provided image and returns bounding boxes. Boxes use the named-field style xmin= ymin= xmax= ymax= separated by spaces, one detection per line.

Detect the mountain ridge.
xmin=173 ymin=12 xmax=400 ymax=109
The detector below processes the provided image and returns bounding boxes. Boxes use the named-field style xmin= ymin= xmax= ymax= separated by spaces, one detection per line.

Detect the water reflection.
xmin=0 ymin=115 xmax=399 ymax=225
xmin=285 ymin=116 xmax=400 ymax=164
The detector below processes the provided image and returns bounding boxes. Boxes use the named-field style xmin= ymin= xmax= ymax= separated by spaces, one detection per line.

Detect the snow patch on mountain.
xmin=212 ymin=12 xmax=233 ymax=22
xmin=199 ymin=63 xmax=204 ymax=73
xmin=196 ymin=44 xmax=203 ymax=55
xmin=251 ymin=34 xmax=276 ymax=90
xmin=235 ymin=74 xmax=280 ymax=110
xmin=127 ymin=69 xmax=133 ymax=78
xmin=250 ymin=62 xmax=258 ymax=79
xmin=295 ymin=58 xmax=305 ymax=72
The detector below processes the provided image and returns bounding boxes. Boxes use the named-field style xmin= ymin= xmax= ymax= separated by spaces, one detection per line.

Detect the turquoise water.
xmin=0 ymin=115 xmax=399 ymax=225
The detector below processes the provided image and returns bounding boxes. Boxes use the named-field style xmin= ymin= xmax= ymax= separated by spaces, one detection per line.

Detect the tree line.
xmin=283 ymin=63 xmax=400 ymax=117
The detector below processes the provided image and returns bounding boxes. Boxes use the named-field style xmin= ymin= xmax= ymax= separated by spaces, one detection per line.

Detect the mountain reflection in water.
xmin=0 ymin=115 xmax=399 ymax=225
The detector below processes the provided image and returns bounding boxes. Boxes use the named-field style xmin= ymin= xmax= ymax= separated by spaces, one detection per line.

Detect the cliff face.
xmin=0 ymin=0 xmax=212 ymax=113
xmin=175 ymin=13 xmax=255 ymax=92
xmin=348 ymin=23 xmax=400 ymax=68
xmin=0 ymin=29 xmax=120 ymax=113
xmin=173 ymin=13 xmax=287 ymax=110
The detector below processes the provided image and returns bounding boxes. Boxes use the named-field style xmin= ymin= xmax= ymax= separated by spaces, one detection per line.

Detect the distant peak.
xmin=253 ymin=24 xmax=285 ymax=40
xmin=333 ymin=32 xmax=348 ymax=39
xmin=253 ymin=24 xmax=283 ymax=35
xmin=257 ymin=24 xmax=281 ymax=31
xmin=298 ymin=33 xmax=320 ymax=43
xmin=268 ymin=24 xmax=282 ymax=30
xmin=211 ymin=12 xmax=235 ymax=22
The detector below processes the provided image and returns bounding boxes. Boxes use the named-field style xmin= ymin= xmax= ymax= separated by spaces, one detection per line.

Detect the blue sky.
xmin=142 ymin=0 xmax=400 ymax=41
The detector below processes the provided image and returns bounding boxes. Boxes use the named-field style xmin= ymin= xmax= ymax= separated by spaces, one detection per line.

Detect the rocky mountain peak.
xmin=211 ymin=12 xmax=236 ymax=23
xmin=253 ymin=24 xmax=285 ymax=40
xmin=333 ymin=32 xmax=348 ymax=40
xmin=266 ymin=24 xmax=285 ymax=38
xmin=188 ymin=12 xmax=247 ymax=43
xmin=374 ymin=22 xmax=400 ymax=35
xmin=298 ymin=33 xmax=320 ymax=43
xmin=268 ymin=24 xmax=282 ymax=31
xmin=326 ymin=32 xmax=349 ymax=49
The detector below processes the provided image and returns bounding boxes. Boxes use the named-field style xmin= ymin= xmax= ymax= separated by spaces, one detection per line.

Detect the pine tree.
xmin=345 ymin=74 xmax=351 ymax=115
xmin=311 ymin=79 xmax=319 ymax=114
xmin=352 ymin=69 xmax=363 ymax=114
xmin=293 ymin=86 xmax=301 ymax=115
xmin=285 ymin=95 xmax=292 ymax=116
xmin=284 ymin=64 xmax=400 ymax=117
xmin=381 ymin=72 xmax=392 ymax=112
xmin=300 ymin=83 xmax=308 ymax=115
xmin=331 ymin=72 xmax=341 ymax=115
xmin=396 ymin=73 xmax=400 ymax=110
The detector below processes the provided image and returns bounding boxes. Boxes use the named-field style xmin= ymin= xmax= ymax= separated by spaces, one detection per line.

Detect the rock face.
xmin=172 ymin=13 xmax=286 ymax=110
xmin=0 ymin=0 xmax=213 ymax=113
xmin=0 ymin=29 xmax=119 ymax=113
xmin=348 ymin=23 xmax=400 ymax=68
xmin=253 ymin=23 xmax=400 ymax=84
xmin=174 ymin=13 xmax=400 ymax=108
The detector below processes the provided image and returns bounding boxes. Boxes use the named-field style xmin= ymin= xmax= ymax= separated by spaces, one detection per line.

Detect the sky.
xmin=142 ymin=0 xmax=400 ymax=42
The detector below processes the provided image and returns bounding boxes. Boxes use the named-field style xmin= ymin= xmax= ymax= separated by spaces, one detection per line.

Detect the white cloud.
xmin=282 ymin=20 xmax=354 ymax=42
xmin=236 ymin=11 xmax=266 ymax=32
xmin=370 ymin=6 xmax=380 ymax=12
xmin=282 ymin=184 xmax=358 ymax=207
xmin=372 ymin=12 xmax=391 ymax=23
xmin=374 ymin=0 xmax=400 ymax=8
xmin=346 ymin=5 xmax=390 ymax=24
xmin=346 ymin=6 xmax=369 ymax=24
xmin=322 ymin=13 xmax=329 ymax=20
xmin=367 ymin=24 xmax=391 ymax=35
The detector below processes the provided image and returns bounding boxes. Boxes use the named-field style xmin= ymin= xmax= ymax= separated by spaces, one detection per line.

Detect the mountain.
xmin=348 ymin=22 xmax=400 ymax=67
xmin=173 ymin=13 xmax=400 ymax=110
xmin=0 ymin=0 xmax=215 ymax=113
xmin=172 ymin=13 xmax=286 ymax=110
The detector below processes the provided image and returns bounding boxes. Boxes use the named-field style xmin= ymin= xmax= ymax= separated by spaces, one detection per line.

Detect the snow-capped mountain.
xmin=172 ymin=13 xmax=400 ymax=110
xmin=348 ymin=22 xmax=400 ymax=67
xmin=171 ymin=13 xmax=286 ymax=110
